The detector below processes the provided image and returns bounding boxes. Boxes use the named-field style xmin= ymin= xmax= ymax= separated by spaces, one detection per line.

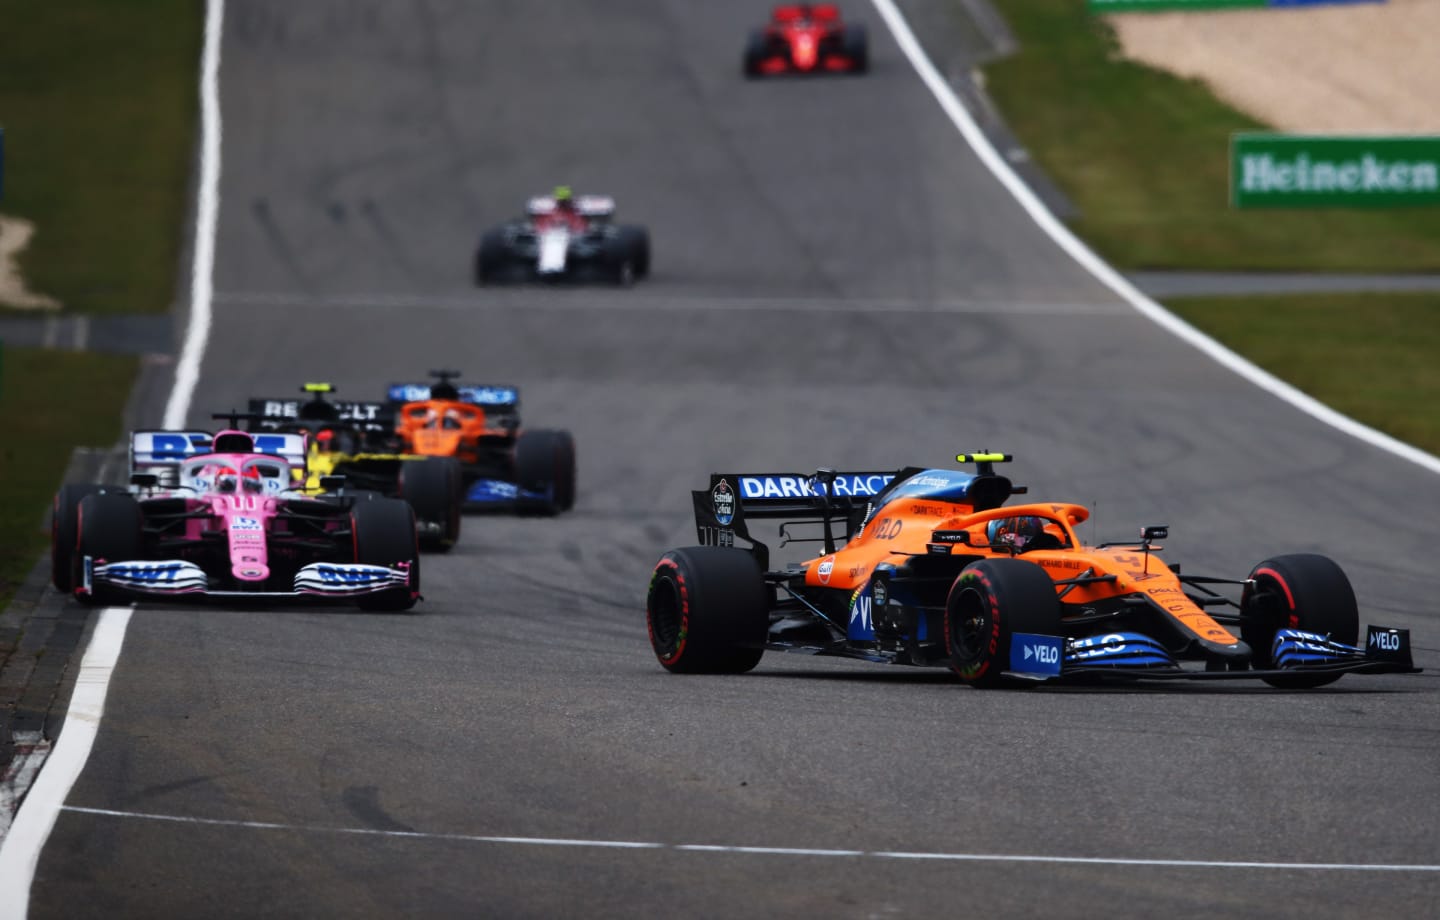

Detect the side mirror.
xmin=1142 ymin=525 xmax=1169 ymax=541
xmin=130 ymin=472 xmax=159 ymax=489
xmin=319 ymin=475 xmax=346 ymax=491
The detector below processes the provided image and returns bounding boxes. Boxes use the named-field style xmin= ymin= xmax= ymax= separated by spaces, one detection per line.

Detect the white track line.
xmin=48 ymin=807 xmax=1440 ymax=873
xmin=163 ymin=0 xmax=224 ymax=430
xmin=0 ymin=609 xmax=134 ymax=920
xmin=868 ymin=0 xmax=1440 ymax=478
xmin=213 ymin=289 xmax=1129 ymax=316
xmin=0 ymin=1 xmax=225 ymax=914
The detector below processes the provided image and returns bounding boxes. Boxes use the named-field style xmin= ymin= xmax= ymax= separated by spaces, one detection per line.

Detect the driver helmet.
xmin=203 ymin=463 xmax=240 ymax=493
xmin=987 ymin=516 xmax=1043 ymax=550
xmin=553 ymin=185 xmax=576 ymax=211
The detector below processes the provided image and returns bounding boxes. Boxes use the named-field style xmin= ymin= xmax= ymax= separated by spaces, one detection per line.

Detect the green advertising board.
xmin=1231 ymin=135 xmax=1440 ymax=209
xmin=1088 ymin=0 xmax=1266 ymax=11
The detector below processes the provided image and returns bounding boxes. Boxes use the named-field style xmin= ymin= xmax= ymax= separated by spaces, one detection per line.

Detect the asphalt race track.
xmin=19 ymin=2 xmax=1440 ymax=917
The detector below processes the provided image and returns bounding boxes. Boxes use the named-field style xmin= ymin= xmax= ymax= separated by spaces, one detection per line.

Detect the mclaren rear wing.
xmin=386 ymin=383 xmax=520 ymax=410
xmin=692 ymin=469 xmax=913 ymax=569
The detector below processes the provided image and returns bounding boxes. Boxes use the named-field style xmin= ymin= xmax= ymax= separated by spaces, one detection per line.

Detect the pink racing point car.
xmin=51 ymin=421 xmax=421 ymax=611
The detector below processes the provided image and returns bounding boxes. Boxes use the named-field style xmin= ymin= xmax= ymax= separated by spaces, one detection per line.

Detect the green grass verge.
xmin=983 ymin=1 xmax=1440 ymax=272
xmin=0 ymin=346 xmax=139 ymax=608
xmin=1166 ymin=294 xmax=1440 ymax=456
xmin=0 ymin=0 xmax=202 ymax=314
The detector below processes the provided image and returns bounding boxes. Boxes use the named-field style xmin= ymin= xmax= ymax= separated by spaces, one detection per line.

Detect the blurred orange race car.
xmin=388 ymin=371 xmax=575 ymax=514
xmin=646 ymin=453 xmax=1417 ymax=687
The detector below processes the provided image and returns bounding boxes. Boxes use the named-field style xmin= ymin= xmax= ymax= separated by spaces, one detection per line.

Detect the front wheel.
xmin=399 ymin=456 xmax=463 ymax=552
xmin=514 ymin=428 xmax=576 ymax=514
xmin=944 ymin=558 xmax=1059 ymax=688
xmin=75 ymin=493 xmax=144 ymax=606
xmin=1240 ymin=553 xmax=1357 ymax=689
xmin=647 ymin=546 xmax=768 ymax=674
xmin=352 ymin=497 xmax=421 ymax=612
xmin=52 ymin=483 xmax=103 ymax=592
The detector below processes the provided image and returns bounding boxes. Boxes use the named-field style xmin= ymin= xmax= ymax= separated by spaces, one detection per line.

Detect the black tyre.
xmin=842 ymin=25 xmax=868 ymax=73
xmin=475 ymin=228 xmax=509 ymax=285
xmin=75 ymin=493 xmax=144 ymax=606
xmin=1240 ymin=553 xmax=1357 ymax=689
xmin=352 ymin=498 xmax=420 ymax=612
xmin=514 ymin=428 xmax=576 ymax=515
xmin=647 ymin=546 xmax=768 ymax=674
xmin=743 ymin=30 xmax=768 ymax=77
xmin=399 ymin=456 xmax=462 ymax=553
xmin=618 ymin=225 xmax=650 ymax=278
xmin=599 ymin=232 xmax=642 ymax=286
xmin=52 ymin=483 xmax=103 ymax=592
xmin=944 ymin=558 xmax=1060 ymax=688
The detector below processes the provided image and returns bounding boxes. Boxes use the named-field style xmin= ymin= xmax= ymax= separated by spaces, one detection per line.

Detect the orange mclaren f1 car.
xmin=389 ymin=371 xmax=575 ymax=514
xmin=646 ymin=454 xmax=1418 ymax=687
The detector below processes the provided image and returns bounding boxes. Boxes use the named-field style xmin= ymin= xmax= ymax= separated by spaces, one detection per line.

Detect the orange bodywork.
xmin=798 ymin=497 xmax=1241 ymax=646
xmin=395 ymin=399 xmax=495 ymax=463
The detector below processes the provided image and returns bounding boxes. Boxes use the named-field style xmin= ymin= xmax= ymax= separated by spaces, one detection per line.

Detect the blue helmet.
xmin=987 ymin=516 xmax=1043 ymax=550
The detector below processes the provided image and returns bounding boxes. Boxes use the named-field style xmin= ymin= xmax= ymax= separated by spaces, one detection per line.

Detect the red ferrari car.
xmin=744 ymin=4 xmax=868 ymax=77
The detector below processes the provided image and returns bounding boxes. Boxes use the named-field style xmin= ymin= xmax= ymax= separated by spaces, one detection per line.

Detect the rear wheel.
xmin=352 ymin=498 xmax=420 ymax=612
xmin=647 ymin=546 xmax=768 ymax=674
xmin=618 ymin=225 xmax=650 ymax=279
xmin=52 ymin=483 xmax=103 ymax=592
xmin=1240 ymin=553 xmax=1357 ymax=689
xmin=399 ymin=456 xmax=462 ymax=552
xmin=475 ymin=228 xmax=509 ymax=285
xmin=743 ymin=30 xmax=768 ymax=77
xmin=842 ymin=24 xmax=868 ymax=73
xmin=514 ymin=429 xmax=576 ymax=514
xmin=75 ymin=493 xmax=144 ymax=606
xmin=944 ymin=558 xmax=1059 ymax=688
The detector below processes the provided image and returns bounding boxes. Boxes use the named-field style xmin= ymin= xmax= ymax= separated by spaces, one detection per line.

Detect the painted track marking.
xmin=0 ymin=0 xmax=224 ymax=914
xmin=49 ymin=807 xmax=1440 ymax=874
xmin=0 ymin=609 xmax=134 ymax=920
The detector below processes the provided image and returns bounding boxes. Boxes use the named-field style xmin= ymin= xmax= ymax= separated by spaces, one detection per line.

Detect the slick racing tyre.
xmin=647 ymin=546 xmax=768 ymax=674
xmin=75 ymin=493 xmax=144 ymax=606
xmin=743 ymin=30 xmax=768 ymax=77
xmin=1240 ymin=553 xmax=1358 ymax=689
xmin=52 ymin=483 xmax=103 ymax=592
xmin=842 ymin=25 xmax=868 ymax=73
xmin=945 ymin=559 xmax=1060 ymax=688
xmin=399 ymin=456 xmax=462 ymax=553
xmin=619 ymin=225 xmax=650 ymax=279
xmin=352 ymin=498 xmax=420 ymax=612
xmin=475 ymin=228 xmax=510 ymax=285
xmin=514 ymin=428 xmax=576 ymax=515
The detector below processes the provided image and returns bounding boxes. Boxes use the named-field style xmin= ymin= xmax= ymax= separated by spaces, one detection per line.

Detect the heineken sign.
xmin=1089 ymin=1 xmax=1383 ymax=10
xmin=1231 ymin=135 xmax=1440 ymax=209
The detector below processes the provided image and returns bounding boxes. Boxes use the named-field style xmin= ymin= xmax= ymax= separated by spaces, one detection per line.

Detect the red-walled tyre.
xmin=647 ymin=546 xmax=768 ymax=674
xmin=945 ymin=558 xmax=1059 ymax=688
xmin=1241 ymin=553 xmax=1357 ymax=689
